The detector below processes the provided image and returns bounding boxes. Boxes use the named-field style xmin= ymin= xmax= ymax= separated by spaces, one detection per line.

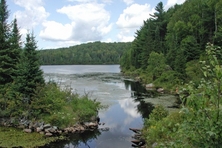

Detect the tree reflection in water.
xmin=124 ymin=80 xmax=156 ymax=119
xmin=44 ymin=130 xmax=101 ymax=148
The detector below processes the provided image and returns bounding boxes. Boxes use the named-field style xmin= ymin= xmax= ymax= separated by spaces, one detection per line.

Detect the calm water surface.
xmin=41 ymin=65 xmax=154 ymax=148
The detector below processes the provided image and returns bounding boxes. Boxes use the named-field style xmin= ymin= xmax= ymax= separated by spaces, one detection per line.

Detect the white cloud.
xmin=67 ymin=0 xmax=112 ymax=4
xmin=116 ymin=3 xmax=154 ymax=42
xmin=119 ymin=99 xmax=140 ymax=118
xmin=116 ymin=3 xmax=152 ymax=28
xmin=13 ymin=0 xmax=49 ymax=32
xmin=67 ymin=0 xmax=94 ymax=2
xmin=117 ymin=28 xmax=135 ymax=42
xmin=165 ymin=0 xmax=186 ymax=10
xmin=40 ymin=3 xmax=112 ymax=42
xmin=40 ymin=21 xmax=73 ymax=41
xmin=43 ymin=40 xmax=81 ymax=49
xmin=123 ymin=0 xmax=134 ymax=5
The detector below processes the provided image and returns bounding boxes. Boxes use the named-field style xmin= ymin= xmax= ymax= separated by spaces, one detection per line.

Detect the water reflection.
xmin=45 ymin=130 xmax=101 ymax=148
xmin=124 ymin=80 xmax=155 ymax=119
xmin=42 ymin=65 xmax=156 ymax=148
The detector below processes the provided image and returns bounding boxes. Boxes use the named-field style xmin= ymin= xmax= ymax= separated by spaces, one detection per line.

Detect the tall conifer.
xmin=0 ymin=0 xmax=13 ymax=87
xmin=15 ymin=32 xmax=44 ymax=99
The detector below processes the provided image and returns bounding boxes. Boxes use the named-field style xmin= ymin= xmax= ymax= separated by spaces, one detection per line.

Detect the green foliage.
xmin=185 ymin=60 xmax=203 ymax=83
xmin=120 ymin=0 xmax=222 ymax=89
xmin=0 ymin=126 xmax=64 ymax=148
xmin=147 ymin=52 xmax=167 ymax=80
xmin=39 ymin=41 xmax=131 ymax=65
xmin=0 ymin=0 xmax=21 ymax=87
xmin=142 ymin=106 xmax=183 ymax=147
xmin=70 ymin=96 xmax=101 ymax=122
xmin=148 ymin=105 xmax=169 ymax=123
xmin=154 ymin=70 xmax=181 ymax=89
xmin=142 ymin=43 xmax=222 ymax=147
xmin=30 ymin=83 xmax=101 ymax=128
xmin=14 ymin=32 xmax=45 ymax=99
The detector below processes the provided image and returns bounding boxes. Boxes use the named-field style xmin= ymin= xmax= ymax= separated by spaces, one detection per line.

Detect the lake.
xmin=41 ymin=65 xmax=176 ymax=148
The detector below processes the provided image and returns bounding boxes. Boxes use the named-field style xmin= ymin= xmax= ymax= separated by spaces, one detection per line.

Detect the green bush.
xmin=143 ymin=106 xmax=183 ymax=147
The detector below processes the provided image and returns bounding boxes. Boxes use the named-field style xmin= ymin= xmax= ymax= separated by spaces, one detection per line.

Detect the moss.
xmin=0 ymin=126 xmax=65 ymax=148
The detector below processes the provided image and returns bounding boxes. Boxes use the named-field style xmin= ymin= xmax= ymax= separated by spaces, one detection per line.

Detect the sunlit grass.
xmin=0 ymin=126 xmax=65 ymax=148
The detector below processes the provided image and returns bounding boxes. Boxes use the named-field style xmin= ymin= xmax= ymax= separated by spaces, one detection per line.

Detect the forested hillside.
xmin=120 ymin=0 xmax=222 ymax=88
xmin=38 ymin=41 xmax=131 ymax=65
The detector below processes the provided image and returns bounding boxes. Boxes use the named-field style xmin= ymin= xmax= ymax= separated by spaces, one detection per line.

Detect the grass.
xmin=0 ymin=126 xmax=65 ymax=148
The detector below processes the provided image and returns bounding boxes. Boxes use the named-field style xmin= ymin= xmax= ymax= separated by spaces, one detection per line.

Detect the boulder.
xmin=24 ymin=129 xmax=32 ymax=133
xmin=36 ymin=127 xmax=43 ymax=132
xmin=44 ymin=128 xmax=52 ymax=133
xmin=146 ymin=83 xmax=155 ymax=88
xmin=157 ymin=88 xmax=164 ymax=93
xmin=43 ymin=123 xmax=51 ymax=129
xmin=45 ymin=132 xmax=53 ymax=137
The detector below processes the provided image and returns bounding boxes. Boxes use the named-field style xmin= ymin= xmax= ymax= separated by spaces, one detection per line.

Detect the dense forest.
xmin=38 ymin=42 xmax=131 ymax=65
xmin=120 ymin=0 xmax=222 ymax=88
xmin=120 ymin=0 xmax=222 ymax=147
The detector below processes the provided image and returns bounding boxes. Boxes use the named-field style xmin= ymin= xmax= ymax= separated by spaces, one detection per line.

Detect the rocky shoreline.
xmin=0 ymin=116 xmax=104 ymax=137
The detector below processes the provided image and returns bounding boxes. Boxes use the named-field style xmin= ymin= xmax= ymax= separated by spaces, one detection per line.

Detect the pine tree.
xmin=0 ymin=0 xmax=13 ymax=87
xmin=15 ymin=32 xmax=44 ymax=99
xmin=10 ymin=18 xmax=22 ymax=56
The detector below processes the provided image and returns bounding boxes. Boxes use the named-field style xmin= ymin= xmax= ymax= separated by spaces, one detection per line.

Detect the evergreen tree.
xmin=10 ymin=18 xmax=22 ymax=54
xmin=0 ymin=0 xmax=13 ymax=87
xmin=15 ymin=32 xmax=44 ymax=99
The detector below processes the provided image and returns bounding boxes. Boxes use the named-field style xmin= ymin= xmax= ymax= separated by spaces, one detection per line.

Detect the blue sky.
xmin=7 ymin=0 xmax=185 ymax=49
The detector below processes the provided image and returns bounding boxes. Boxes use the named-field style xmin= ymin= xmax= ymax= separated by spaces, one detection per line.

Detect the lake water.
xmin=41 ymin=65 xmax=175 ymax=148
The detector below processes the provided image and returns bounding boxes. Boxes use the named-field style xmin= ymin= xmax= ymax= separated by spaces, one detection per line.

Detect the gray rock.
xmin=44 ymin=128 xmax=52 ymax=133
xmin=24 ymin=129 xmax=32 ymax=133
xmin=45 ymin=132 xmax=53 ymax=136
xmin=36 ymin=127 xmax=43 ymax=132
xmin=157 ymin=88 xmax=164 ymax=93
xmin=146 ymin=83 xmax=155 ymax=88
xmin=43 ymin=123 xmax=51 ymax=129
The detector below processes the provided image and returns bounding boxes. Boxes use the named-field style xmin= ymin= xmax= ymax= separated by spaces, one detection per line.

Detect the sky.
xmin=7 ymin=0 xmax=185 ymax=49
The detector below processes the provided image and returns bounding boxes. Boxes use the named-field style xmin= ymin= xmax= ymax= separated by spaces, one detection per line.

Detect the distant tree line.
xmin=120 ymin=0 xmax=222 ymax=88
xmin=38 ymin=42 xmax=131 ymax=65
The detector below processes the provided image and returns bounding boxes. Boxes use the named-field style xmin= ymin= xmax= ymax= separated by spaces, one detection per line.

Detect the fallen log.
xmin=129 ymin=128 xmax=141 ymax=133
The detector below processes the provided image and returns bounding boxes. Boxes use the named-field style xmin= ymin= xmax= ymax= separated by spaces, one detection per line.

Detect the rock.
xmin=32 ymin=122 xmax=39 ymax=128
xmin=45 ymin=132 xmax=53 ymax=137
xmin=36 ymin=127 xmax=43 ymax=132
xmin=29 ymin=122 xmax=34 ymax=129
xmin=58 ymin=130 xmax=62 ymax=134
xmin=43 ymin=123 xmax=51 ymax=129
xmin=52 ymin=126 xmax=58 ymax=130
xmin=44 ymin=128 xmax=52 ymax=133
xmin=79 ymin=126 xmax=85 ymax=131
xmin=24 ymin=129 xmax=32 ymax=133
xmin=146 ymin=83 xmax=155 ymax=88
xmin=135 ymin=77 xmax=141 ymax=82
xmin=157 ymin=88 xmax=164 ymax=93
xmin=88 ymin=122 xmax=97 ymax=127
xmin=39 ymin=131 xmax=45 ymax=135
xmin=49 ymin=126 xmax=57 ymax=133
